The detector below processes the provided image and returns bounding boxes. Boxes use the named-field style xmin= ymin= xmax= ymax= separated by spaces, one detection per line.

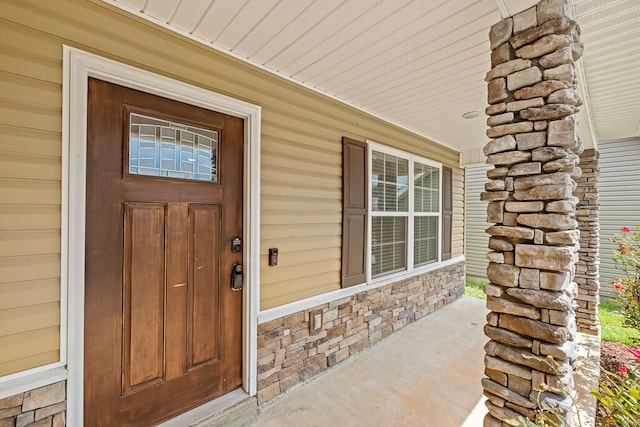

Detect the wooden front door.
xmin=85 ymin=78 xmax=244 ymax=426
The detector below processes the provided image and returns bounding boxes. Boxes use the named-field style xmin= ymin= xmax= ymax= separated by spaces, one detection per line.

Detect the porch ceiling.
xmin=105 ymin=0 xmax=640 ymax=153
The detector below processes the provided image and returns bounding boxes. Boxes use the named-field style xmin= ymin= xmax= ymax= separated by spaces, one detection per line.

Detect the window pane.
xmin=371 ymin=217 xmax=407 ymax=277
xmin=129 ymin=113 xmax=218 ymax=182
xmin=414 ymin=216 xmax=438 ymax=266
xmin=414 ymin=162 xmax=439 ymax=213
xmin=371 ymin=151 xmax=408 ymax=212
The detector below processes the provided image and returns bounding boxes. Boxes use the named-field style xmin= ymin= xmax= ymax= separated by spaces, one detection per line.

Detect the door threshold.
xmin=158 ymin=389 xmax=257 ymax=427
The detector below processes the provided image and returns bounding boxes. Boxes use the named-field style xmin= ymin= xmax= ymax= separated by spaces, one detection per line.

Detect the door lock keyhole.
xmin=231 ymin=263 xmax=243 ymax=291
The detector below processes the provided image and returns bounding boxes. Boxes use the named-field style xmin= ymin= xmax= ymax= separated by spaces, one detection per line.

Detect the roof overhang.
xmin=103 ymin=0 xmax=639 ymax=158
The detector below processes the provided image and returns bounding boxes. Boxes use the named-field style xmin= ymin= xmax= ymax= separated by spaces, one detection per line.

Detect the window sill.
xmin=368 ymin=256 xmax=463 ymax=289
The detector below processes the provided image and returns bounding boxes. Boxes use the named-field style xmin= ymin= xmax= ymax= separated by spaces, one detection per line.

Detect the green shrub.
xmin=464 ymin=277 xmax=487 ymax=299
xmin=611 ymin=226 xmax=640 ymax=329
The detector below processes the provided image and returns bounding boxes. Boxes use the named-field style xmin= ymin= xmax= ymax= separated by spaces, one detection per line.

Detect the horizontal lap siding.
xmin=0 ymin=0 xmax=463 ymax=373
xmin=452 ymin=168 xmax=465 ymax=259
xmin=0 ymin=3 xmax=63 ymax=375
xmin=598 ymin=138 xmax=640 ymax=298
xmin=465 ymin=165 xmax=491 ymax=279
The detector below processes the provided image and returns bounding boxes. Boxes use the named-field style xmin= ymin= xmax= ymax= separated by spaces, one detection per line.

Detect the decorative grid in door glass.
xmin=371 ymin=151 xmax=408 ymax=212
xmin=414 ymin=216 xmax=438 ymax=266
xmin=129 ymin=113 xmax=218 ymax=182
xmin=414 ymin=162 xmax=440 ymax=213
xmin=371 ymin=216 xmax=407 ymax=277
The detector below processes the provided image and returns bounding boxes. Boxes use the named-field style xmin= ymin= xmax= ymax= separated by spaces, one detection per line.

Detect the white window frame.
xmin=366 ymin=141 xmax=442 ymax=284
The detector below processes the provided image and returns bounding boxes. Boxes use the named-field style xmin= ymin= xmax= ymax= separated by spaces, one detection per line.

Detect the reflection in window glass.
xmin=368 ymin=145 xmax=442 ymax=280
xmin=371 ymin=151 xmax=408 ymax=212
xmin=414 ymin=216 xmax=438 ymax=266
xmin=371 ymin=216 xmax=407 ymax=277
xmin=129 ymin=113 xmax=218 ymax=182
xmin=414 ymin=162 xmax=439 ymax=213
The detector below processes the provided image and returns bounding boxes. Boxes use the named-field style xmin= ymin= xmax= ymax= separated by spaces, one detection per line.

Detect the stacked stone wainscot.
xmin=482 ymin=1 xmax=585 ymax=425
xmin=0 ymin=381 xmax=66 ymax=427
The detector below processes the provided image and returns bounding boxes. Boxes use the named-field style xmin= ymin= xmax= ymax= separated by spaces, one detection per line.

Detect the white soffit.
xmin=104 ymin=0 xmax=640 ymax=152
xmin=574 ymin=0 xmax=640 ymax=142
xmin=105 ymin=0 xmax=502 ymax=152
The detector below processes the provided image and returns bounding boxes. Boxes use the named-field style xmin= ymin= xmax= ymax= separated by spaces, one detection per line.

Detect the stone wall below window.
xmin=256 ymin=261 xmax=465 ymax=404
xmin=0 ymin=381 xmax=66 ymax=427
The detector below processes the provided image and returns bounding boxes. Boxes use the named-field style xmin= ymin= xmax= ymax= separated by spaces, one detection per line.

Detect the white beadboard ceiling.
xmin=574 ymin=0 xmax=640 ymax=143
xmin=104 ymin=0 xmax=640 ymax=153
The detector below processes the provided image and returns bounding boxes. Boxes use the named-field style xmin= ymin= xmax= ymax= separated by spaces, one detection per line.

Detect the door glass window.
xmin=129 ymin=113 xmax=218 ymax=182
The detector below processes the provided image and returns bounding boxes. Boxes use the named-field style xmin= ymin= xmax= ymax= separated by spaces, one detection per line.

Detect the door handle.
xmin=231 ymin=263 xmax=243 ymax=291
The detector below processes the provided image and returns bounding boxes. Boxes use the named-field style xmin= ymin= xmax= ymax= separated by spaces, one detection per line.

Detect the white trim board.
xmin=63 ymin=46 xmax=261 ymax=425
xmin=0 ymin=365 xmax=67 ymax=401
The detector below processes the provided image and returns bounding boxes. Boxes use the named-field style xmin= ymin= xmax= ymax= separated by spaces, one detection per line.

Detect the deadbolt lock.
xmin=232 ymin=237 xmax=242 ymax=253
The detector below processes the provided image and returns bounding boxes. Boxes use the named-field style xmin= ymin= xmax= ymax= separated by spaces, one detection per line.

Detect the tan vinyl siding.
xmin=452 ymin=168 xmax=465 ymax=259
xmin=0 ymin=303 xmax=60 ymax=337
xmin=0 ymin=327 xmax=60 ymax=375
xmin=598 ymin=138 xmax=640 ymax=298
xmin=1 ymin=2 xmax=63 ymax=375
xmin=0 ymin=278 xmax=60 ymax=310
xmin=0 ymin=0 xmax=464 ymax=374
xmin=465 ymin=165 xmax=491 ymax=279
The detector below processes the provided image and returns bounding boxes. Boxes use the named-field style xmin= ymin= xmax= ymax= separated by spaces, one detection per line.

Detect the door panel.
xmin=85 ymin=78 xmax=244 ymax=426
xmin=188 ymin=204 xmax=222 ymax=370
xmin=122 ymin=202 xmax=166 ymax=394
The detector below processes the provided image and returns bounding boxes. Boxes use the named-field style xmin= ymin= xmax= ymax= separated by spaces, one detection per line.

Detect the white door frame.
xmin=62 ymin=46 xmax=261 ymax=425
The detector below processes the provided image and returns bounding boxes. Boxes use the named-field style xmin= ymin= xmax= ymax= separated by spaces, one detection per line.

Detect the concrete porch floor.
xmin=249 ymin=296 xmax=489 ymax=427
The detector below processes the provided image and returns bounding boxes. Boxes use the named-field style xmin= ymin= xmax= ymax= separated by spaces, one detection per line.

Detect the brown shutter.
xmin=442 ymin=166 xmax=453 ymax=261
xmin=341 ymin=137 xmax=367 ymax=287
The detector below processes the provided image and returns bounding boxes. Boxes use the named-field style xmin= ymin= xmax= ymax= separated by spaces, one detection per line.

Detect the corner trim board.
xmin=493 ymin=0 xmax=510 ymax=18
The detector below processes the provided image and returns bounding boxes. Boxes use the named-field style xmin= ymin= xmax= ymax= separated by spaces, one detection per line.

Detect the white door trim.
xmin=63 ymin=46 xmax=261 ymax=426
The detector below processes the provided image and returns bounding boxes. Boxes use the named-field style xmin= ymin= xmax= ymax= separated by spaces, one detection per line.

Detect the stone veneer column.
xmin=481 ymin=0 xmax=584 ymax=425
xmin=575 ymin=149 xmax=600 ymax=335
